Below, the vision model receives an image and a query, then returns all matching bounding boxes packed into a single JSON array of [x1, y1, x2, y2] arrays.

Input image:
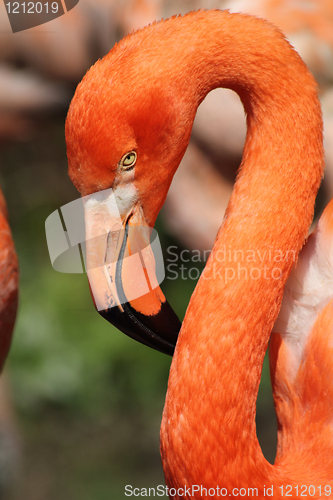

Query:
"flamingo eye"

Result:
[[120, 151, 137, 170]]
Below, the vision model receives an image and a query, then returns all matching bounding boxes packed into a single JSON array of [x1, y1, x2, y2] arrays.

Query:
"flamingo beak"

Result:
[[82, 189, 180, 355]]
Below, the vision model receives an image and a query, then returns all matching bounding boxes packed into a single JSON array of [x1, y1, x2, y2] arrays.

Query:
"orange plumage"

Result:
[[65, 10, 332, 498], [0, 187, 18, 370]]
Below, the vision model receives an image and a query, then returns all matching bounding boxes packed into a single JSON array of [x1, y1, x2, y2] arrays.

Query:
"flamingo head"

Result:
[[65, 32, 195, 355]]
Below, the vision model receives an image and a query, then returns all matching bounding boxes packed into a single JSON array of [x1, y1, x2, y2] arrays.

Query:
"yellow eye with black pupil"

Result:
[[120, 151, 137, 169]]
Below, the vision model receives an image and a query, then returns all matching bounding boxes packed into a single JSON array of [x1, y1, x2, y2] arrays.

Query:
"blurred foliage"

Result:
[[0, 115, 276, 499]]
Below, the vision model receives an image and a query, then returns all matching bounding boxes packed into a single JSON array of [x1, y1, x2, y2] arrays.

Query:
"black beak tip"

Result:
[[99, 299, 181, 356]]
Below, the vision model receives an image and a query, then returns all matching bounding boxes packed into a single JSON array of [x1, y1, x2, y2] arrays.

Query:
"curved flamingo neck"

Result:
[[158, 11, 324, 495]]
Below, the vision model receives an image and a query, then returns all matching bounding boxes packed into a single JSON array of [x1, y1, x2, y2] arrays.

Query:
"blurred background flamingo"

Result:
[[0, 0, 333, 498], [0, 186, 19, 500]]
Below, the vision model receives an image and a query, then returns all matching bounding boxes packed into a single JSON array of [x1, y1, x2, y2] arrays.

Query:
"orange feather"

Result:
[[66, 10, 332, 498], [0, 187, 18, 371]]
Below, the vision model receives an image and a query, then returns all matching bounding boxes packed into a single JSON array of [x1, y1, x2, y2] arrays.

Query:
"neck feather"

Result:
[[159, 10, 324, 493]]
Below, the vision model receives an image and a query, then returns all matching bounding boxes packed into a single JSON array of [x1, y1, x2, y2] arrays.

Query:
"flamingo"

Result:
[[65, 10, 333, 498], [0, 187, 18, 370]]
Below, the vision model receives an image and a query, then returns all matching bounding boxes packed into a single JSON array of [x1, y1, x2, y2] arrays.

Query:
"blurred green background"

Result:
[[0, 113, 277, 499]]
